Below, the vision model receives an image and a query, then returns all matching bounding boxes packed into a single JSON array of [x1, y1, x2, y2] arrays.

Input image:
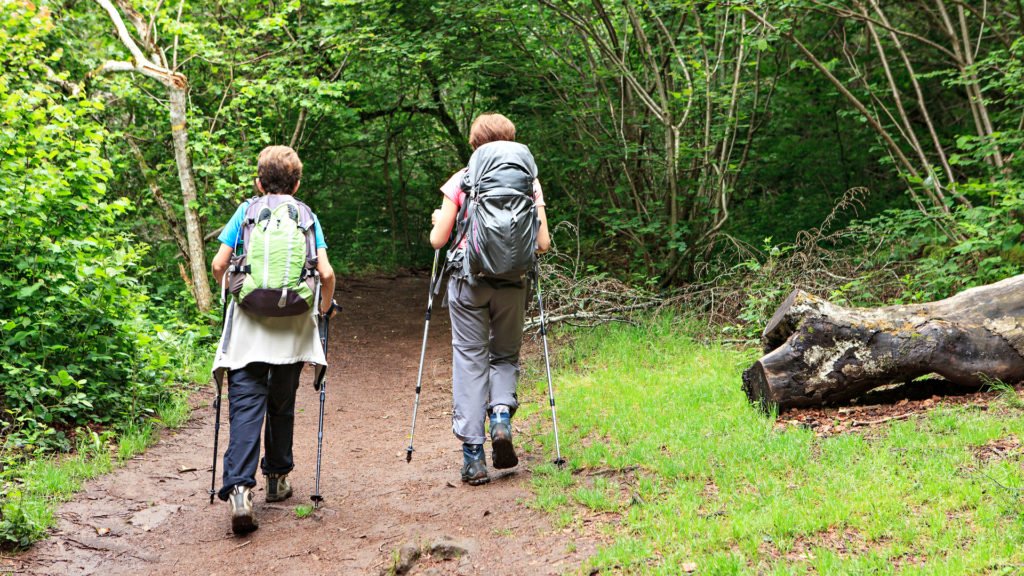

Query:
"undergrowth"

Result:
[[0, 331, 210, 550]]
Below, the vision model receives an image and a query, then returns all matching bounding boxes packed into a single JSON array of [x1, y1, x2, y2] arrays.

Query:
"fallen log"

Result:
[[742, 274, 1024, 411]]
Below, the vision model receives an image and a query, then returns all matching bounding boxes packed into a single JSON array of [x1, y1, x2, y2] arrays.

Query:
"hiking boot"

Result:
[[490, 414, 518, 470], [227, 485, 258, 535], [461, 444, 490, 486], [265, 473, 293, 503]]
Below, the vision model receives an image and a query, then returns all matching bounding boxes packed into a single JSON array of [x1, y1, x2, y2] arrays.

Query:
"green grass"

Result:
[[0, 316, 214, 550], [2, 414, 177, 549], [116, 422, 156, 462], [156, 393, 193, 429], [524, 314, 1024, 574], [0, 349, 211, 550], [294, 504, 314, 519], [1, 440, 113, 548]]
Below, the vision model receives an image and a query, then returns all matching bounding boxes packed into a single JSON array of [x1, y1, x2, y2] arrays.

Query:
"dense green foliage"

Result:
[[36, 0, 1024, 291], [2, 7, 140, 448], [0, 1, 208, 549]]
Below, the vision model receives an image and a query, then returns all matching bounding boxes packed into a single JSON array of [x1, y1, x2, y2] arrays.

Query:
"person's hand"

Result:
[[431, 209, 442, 226], [320, 299, 338, 317]]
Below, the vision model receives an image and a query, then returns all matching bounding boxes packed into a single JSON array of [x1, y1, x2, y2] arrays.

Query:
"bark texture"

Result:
[[169, 87, 212, 313], [742, 274, 1024, 411]]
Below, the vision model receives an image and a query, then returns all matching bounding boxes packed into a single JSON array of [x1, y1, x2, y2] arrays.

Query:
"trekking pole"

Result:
[[311, 308, 332, 508], [406, 249, 441, 463], [209, 376, 223, 504], [209, 284, 231, 504], [534, 262, 566, 467]]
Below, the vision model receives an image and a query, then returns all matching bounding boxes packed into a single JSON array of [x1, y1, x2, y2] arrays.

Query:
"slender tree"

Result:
[[89, 0, 212, 312]]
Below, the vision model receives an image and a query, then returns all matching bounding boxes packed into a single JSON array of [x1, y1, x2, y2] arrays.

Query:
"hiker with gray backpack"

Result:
[[210, 145, 337, 534], [427, 113, 551, 485]]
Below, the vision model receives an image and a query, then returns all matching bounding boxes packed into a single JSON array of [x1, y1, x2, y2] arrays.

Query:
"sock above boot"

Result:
[[490, 406, 511, 426], [463, 442, 484, 461]]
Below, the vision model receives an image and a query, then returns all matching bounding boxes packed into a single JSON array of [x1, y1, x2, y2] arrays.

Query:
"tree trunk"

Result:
[[126, 137, 191, 267], [91, 0, 213, 313], [170, 87, 213, 313], [742, 275, 1024, 411]]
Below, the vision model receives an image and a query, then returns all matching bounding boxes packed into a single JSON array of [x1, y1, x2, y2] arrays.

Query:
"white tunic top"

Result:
[[212, 300, 327, 380]]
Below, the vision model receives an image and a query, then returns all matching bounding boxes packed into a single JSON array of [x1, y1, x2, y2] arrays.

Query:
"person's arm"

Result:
[[536, 205, 551, 253], [211, 244, 234, 286], [533, 178, 551, 253], [430, 196, 459, 249], [212, 202, 248, 286], [317, 248, 336, 315]]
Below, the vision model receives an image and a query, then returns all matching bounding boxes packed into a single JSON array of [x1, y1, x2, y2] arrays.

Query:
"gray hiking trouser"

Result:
[[218, 361, 303, 501], [448, 276, 527, 445]]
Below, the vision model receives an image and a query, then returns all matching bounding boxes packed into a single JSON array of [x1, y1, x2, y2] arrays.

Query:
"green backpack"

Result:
[[226, 195, 319, 317]]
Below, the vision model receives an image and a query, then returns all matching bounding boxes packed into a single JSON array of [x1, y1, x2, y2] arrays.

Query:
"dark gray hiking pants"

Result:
[[448, 276, 526, 445], [218, 361, 303, 501]]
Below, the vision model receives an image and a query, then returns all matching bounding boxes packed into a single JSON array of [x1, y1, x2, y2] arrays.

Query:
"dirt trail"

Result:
[[6, 274, 593, 575]]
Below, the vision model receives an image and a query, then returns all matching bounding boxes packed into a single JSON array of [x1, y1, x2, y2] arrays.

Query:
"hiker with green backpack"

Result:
[[210, 145, 337, 534], [428, 113, 551, 485]]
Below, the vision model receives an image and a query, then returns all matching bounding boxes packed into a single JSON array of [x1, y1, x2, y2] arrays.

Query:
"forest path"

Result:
[[7, 274, 593, 575]]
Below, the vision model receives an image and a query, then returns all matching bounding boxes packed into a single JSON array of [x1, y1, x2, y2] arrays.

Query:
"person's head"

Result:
[[469, 113, 516, 150], [256, 145, 303, 195]]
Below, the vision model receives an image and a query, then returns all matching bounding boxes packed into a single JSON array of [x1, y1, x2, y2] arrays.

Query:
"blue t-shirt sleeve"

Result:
[[217, 201, 249, 249], [313, 215, 327, 250]]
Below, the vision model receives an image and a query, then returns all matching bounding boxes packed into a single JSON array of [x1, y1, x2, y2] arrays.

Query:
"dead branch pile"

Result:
[[525, 189, 914, 334], [524, 222, 667, 331]]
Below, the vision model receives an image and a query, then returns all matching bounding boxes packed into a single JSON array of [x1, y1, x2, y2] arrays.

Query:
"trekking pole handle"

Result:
[[322, 299, 340, 318]]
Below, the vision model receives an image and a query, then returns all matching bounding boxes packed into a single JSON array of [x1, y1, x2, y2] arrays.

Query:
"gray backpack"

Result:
[[452, 141, 539, 283]]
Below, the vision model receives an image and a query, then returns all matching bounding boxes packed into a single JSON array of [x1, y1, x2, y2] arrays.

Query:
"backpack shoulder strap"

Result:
[[292, 199, 320, 263], [236, 196, 263, 254], [460, 167, 478, 201], [227, 198, 258, 277], [450, 193, 473, 253], [292, 199, 316, 228]]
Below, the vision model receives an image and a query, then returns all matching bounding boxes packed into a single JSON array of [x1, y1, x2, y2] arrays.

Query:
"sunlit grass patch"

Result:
[[525, 313, 1024, 574], [0, 381, 204, 549], [0, 440, 114, 548], [116, 421, 155, 462], [156, 393, 192, 429]]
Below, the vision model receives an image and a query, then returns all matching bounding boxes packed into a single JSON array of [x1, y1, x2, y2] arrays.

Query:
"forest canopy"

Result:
[[18, 0, 1023, 294]]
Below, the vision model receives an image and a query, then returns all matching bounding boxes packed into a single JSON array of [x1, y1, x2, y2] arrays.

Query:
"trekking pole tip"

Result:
[[310, 494, 324, 509], [554, 457, 567, 468], [405, 447, 413, 463]]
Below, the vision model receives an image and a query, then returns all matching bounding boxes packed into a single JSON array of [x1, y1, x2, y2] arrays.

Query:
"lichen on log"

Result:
[[742, 274, 1024, 411]]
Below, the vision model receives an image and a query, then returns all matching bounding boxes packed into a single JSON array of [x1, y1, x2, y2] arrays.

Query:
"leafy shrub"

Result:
[[0, 2, 163, 451], [849, 193, 1024, 304], [0, 3, 213, 550], [721, 174, 1024, 337]]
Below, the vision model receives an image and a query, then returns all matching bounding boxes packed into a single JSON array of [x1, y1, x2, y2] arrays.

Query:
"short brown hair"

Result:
[[469, 113, 516, 150], [257, 145, 303, 195]]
